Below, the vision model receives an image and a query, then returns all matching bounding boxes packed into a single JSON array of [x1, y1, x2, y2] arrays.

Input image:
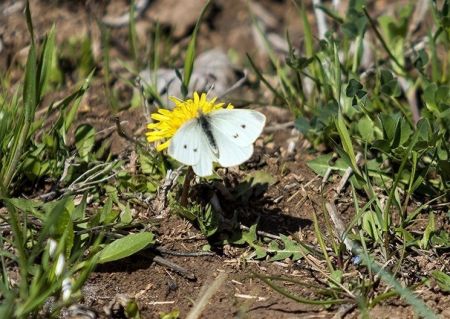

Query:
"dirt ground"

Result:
[[1, 1, 449, 318]]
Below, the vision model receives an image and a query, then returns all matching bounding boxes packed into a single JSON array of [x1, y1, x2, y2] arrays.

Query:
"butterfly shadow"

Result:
[[223, 176, 312, 236]]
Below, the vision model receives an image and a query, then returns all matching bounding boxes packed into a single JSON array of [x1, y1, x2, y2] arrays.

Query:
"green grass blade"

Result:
[[333, 42, 342, 106], [246, 53, 288, 103], [37, 24, 56, 98], [1, 1, 38, 193], [3, 200, 29, 299], [128, 0, 139, 67], [182, 0, 212, 97], [254, 273, 350, 305], [360, 253, 438, 319], [335, 113, 357, 171]]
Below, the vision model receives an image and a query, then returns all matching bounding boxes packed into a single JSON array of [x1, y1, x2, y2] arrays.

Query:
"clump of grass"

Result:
[[0, 3, 160, 317], [247, 1, 449, 316]]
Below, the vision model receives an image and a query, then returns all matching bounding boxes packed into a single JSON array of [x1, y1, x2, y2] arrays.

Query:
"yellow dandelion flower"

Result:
[[146, 92, 233, 151]]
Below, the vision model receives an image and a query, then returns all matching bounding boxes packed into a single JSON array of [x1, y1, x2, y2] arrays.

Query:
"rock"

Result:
[[139, 49, 244, 108]]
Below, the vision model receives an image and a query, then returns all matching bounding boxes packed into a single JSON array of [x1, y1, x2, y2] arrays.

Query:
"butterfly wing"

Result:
[[192, 149, 216, 176], [168, 119, 202, 166], [208, 109, 266, 147], [168, 118, 217, 177], [213, 131, 254, 167], [168, 109, 266, 175], [207, 109, 265, 167]]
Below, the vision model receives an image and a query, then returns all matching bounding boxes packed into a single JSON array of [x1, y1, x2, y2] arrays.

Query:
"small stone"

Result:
[[265, 142, 276, 153], [441, 308, 450, 318]]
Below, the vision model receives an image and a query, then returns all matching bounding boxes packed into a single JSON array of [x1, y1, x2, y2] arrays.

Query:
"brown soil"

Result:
[[1, 1, 449, 318]]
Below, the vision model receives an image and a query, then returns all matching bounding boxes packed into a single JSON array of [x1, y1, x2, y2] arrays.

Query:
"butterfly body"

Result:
[[197, 112, 219, 155], [168, 109, 266, 176]]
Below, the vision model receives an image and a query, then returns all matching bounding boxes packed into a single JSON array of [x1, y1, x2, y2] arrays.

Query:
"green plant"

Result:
[[246, 1, 449, 316], [0, 196, 99, 318]]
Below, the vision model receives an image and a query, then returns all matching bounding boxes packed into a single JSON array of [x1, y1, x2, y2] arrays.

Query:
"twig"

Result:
[[321, 167, 333, 191], [67, 162, 114, 190], [37, 161, 118, 200], [332, 303, 356, 319], [234, 293, 267, 301], [287, 176, 319, 203], [185, 272, 228, 319], [153, 168, 182, 217], [264, 121, 294, 133], [135, 76, 155, 120], [102, 0, 150, 28], [239, 224, 281, 240], [97, 120, 128, 137], [155, 247, 215, 257], [218, 70, 248, 99], [148, 301, 175, 305], [332, 0, 340, 10], [398, 77, 420, 125], [113, 116, 146, 148], [152, 255, 196, 280], [407, 0, 429, 39], [180, 166, 195, 207], [36, 155, 76, 200], [325, 202, 361, 255], [335, 152, 363, 196]]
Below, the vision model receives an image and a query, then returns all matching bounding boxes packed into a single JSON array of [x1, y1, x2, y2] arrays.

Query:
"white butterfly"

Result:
[[168, 109, 266, 176]]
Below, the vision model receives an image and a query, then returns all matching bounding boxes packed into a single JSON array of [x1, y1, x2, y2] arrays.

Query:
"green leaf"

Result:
[[362, 210, 382, 242], [357, 116, 375, 142], [420, 213, 435, 249], [75, 124, 96, 161], [380, 69, 401, 97], [119, 203, 133, 225], [294, 117, 311, 134], [139, 152, 157, 174], [307, 154, 348, 176], [72, 193, 87, 220], [4, 198, 41, 217], [253, 245, 267, 259], [431, 271, 450, 292], [242, 223, 258, 245], [37, 25, 57, 96], [198, 204, 218, 237], [268, 235, 305, 261], [329, 270, 343, 288], [160, 309, 180, 319], [346, 79, 363, 97], [414, 48, 429, 70], [100, 197, 119, 224], [430, 230, 450, 248], [342, 7, 367, 38], [23, 5, 37, 122], [286, 55, 314, 70], [298, 1, 314, 57], [98, 232, 154, 264]]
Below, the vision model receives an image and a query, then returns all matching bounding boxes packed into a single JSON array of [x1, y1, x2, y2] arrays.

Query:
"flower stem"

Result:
[[180, 166, 194, 207]]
